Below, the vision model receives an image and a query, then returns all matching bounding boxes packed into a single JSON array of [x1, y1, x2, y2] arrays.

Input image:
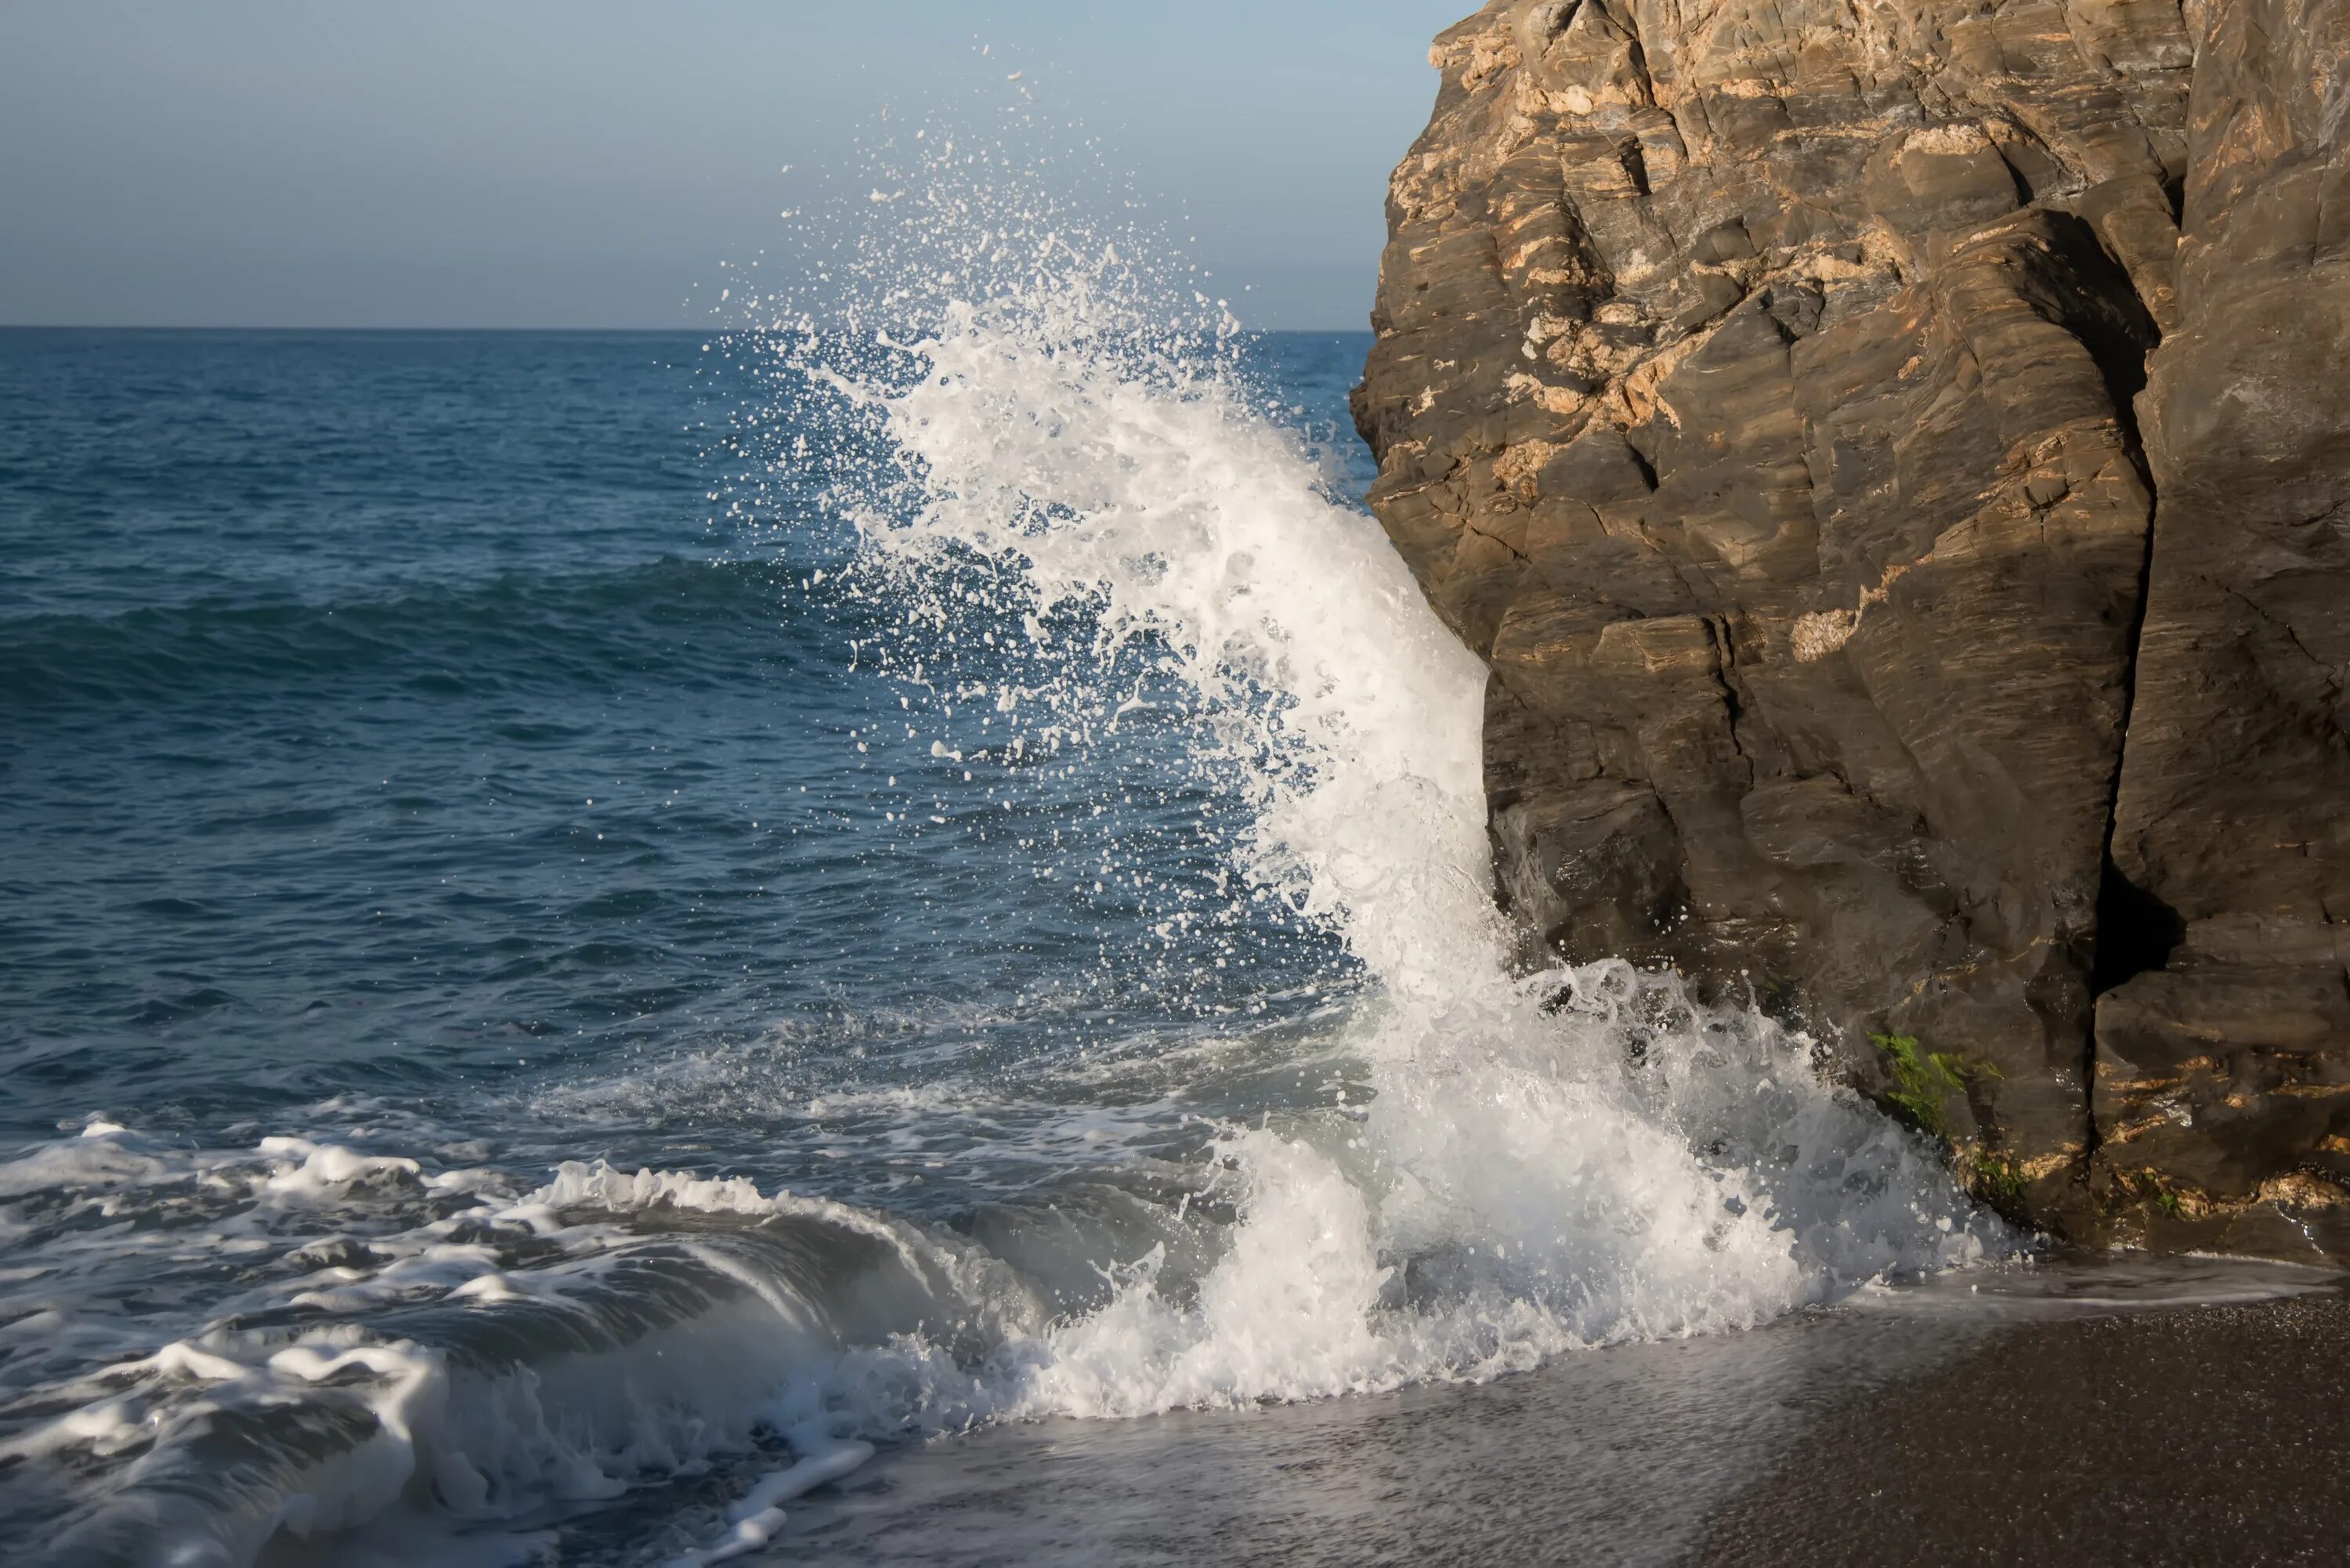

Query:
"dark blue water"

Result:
[[1, 327, 1372, 1187]]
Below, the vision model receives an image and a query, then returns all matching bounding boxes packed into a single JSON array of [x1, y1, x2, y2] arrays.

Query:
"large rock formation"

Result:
[[1354, 0, 2350, 1252]]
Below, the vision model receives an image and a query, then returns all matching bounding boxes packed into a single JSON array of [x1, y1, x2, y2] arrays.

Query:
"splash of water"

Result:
[[717, 110, 2009, 1418]]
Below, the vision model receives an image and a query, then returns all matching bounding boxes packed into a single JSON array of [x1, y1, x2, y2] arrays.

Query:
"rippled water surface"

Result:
[[1, 306, 2019, 1567], [2, 327, 1361, 1187]]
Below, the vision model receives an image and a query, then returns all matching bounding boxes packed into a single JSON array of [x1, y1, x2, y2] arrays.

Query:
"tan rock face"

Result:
[[1356, 0, 2350, 1252]]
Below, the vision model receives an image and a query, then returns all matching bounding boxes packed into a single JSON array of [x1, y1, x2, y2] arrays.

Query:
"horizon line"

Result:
[[0, 322, 1378, 336]]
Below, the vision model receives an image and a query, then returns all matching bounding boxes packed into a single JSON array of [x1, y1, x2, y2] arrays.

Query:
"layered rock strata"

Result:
[[1354, 0, 2350, 1252]]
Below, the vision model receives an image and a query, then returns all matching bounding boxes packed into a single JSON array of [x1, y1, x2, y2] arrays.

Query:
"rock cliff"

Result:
[[1354, 0, 2350, 1252]]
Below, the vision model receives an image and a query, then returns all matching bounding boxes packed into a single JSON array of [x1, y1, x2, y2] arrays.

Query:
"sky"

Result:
[[0, 1, 1463, 331]]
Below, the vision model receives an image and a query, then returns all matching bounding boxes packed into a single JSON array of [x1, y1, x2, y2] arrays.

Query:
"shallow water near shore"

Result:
[[1, 160, 2310, 1563], [667, 1255, 2350, 1568]]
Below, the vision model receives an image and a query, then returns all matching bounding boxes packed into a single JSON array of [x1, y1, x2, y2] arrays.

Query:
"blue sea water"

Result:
[[1, 327, 1364, 1180], [0, 316, 2016, 1567]]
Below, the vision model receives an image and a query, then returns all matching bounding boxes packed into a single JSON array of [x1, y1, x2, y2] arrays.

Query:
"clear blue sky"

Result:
[[0, 2, 1462, 331]]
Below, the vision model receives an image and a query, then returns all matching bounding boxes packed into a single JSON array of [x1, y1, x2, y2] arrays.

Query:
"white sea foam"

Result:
[[0, 1129, 977, 1567]]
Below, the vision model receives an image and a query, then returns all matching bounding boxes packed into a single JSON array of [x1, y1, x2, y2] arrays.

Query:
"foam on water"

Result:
[[1, 113, 2008, 1566]]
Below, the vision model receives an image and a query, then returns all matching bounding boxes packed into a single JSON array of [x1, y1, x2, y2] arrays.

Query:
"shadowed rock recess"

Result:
[[1354, 0, 2350, 1255]]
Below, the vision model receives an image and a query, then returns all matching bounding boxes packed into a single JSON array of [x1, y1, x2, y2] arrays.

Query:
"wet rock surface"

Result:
[[1356, 0, 2350, 1252]]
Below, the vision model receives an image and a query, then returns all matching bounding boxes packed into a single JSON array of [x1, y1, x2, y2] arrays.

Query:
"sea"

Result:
[[0, 177, 2321, 1566]]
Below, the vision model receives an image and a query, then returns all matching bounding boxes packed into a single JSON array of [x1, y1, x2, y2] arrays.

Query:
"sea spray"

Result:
[[714, 108, 2009, 1411]]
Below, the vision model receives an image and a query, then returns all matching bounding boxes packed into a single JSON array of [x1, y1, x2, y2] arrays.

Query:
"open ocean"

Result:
[[2, 285, 2321, 1564]]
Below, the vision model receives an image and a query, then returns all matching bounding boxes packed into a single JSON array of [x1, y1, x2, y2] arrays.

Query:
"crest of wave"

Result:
[[733, 121, 2009, 1422]]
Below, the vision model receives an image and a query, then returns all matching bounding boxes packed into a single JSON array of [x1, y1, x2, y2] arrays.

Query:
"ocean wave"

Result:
[[0, 1126, 1013, 1568], [0, 557, 822, 714], [0, 976, 2005, 1565]]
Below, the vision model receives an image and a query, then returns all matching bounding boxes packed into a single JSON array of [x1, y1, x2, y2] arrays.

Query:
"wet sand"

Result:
[[1689, 1287, 2350, 1568]]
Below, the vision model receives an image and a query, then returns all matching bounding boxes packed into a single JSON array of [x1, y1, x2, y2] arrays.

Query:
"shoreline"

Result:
[[776, 1259, 2345, 1566]]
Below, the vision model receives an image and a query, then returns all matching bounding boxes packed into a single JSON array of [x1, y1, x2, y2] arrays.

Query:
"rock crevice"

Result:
[[1358, 0, 2350, 1254]]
